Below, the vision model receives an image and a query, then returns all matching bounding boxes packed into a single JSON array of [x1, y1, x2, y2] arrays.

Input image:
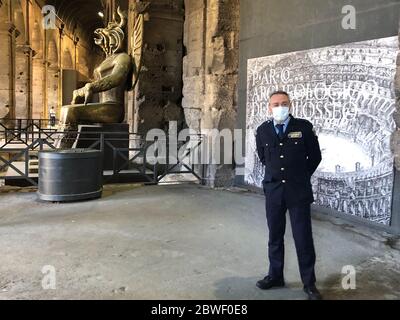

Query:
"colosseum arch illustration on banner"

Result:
[[245, 36, 398, 225]]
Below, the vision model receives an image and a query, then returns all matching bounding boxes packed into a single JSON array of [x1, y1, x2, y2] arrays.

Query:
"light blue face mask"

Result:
[[272, 106, 290, 123]]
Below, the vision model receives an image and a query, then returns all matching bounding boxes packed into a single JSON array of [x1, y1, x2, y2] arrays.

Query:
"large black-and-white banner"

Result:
[[246, 37, 398, 225]]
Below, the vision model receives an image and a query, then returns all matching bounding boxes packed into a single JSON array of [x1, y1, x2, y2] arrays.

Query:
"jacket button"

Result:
[[280, 143, 283, 146], [281, 168, 285, 171], [280, 155, 284, 159], [282, 180, 286, 183]]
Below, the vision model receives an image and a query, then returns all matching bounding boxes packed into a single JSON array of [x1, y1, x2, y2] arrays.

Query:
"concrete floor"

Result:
[[0, 183, 399, 300]]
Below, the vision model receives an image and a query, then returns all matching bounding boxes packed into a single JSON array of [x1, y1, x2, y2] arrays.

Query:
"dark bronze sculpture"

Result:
[[60, 3, 149, 125]]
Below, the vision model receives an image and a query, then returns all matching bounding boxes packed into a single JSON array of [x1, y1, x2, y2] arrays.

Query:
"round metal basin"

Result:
[[38, 149, 103, 202]]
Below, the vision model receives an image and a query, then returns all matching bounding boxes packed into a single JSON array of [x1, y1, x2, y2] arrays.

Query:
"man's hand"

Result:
[[305, 123, 322, 175], [71, 83, 93, 105], [83, 83, 93, 105]]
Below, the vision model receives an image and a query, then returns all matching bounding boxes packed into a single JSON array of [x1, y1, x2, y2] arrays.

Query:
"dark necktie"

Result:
[[276, 124, 285, 140]]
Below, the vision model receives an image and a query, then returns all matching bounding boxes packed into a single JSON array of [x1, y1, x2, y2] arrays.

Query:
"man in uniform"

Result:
[[255, 90, 323, 300]]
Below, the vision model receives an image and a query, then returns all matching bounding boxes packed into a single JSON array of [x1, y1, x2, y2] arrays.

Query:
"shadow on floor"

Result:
[[213, 276, 307, 300]]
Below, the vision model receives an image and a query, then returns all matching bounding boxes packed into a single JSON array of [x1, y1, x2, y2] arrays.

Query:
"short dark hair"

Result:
[[269, 90, 290, 100]]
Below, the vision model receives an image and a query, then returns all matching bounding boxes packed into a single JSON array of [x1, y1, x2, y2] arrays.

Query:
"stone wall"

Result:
[[237, 0, 400, 232], [128, 0, 186, 135], [394, 27, 400, 171], [182, 0, 240, 187], [0, 0, 14, 121], [237, 0, 400, 184], [0, 0, 102, 122]]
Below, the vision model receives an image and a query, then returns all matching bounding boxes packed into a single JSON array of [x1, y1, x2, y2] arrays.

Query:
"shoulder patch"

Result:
[[257, 120, 271, 131], [303, 119, 313, 126], [293, 117, 311, 126], [312, 127, 317, 136]]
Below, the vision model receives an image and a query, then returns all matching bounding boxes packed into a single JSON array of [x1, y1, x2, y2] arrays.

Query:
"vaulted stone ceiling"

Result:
[[45, 0, 106, 43]]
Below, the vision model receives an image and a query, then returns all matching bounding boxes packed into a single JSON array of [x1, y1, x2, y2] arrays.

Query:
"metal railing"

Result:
[[0, 119, 205, 187], [0, 119, 59, 149]]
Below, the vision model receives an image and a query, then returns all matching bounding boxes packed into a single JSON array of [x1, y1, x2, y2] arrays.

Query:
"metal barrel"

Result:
[[38, 149, 103, 202]]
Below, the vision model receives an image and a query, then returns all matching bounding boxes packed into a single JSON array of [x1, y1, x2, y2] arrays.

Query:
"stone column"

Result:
[[31, 57, 44, 119], [182, 0, 206, 132], [45, 36, 59, 119], [46, 65, 59, 118], [31, 21, 44, 119], [126, 0, 137, 132], [0, 0, 16, 124], [183, 0, 240, 187], [128, 0, 185, 136], [15, 43, 33, 119]]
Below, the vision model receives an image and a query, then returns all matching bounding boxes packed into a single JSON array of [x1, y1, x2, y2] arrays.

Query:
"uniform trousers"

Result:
[[265, 187, 316, 287]]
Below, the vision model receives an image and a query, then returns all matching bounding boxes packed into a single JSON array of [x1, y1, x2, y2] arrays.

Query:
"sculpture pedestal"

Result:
[[74, 123, 129, 171], [38, 149, 103, 202]]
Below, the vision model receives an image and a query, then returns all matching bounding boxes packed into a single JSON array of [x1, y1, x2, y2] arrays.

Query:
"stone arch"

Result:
[[13, 2, 25, 45], [31, 21, 43, 57], [0, 1, 9, 20], [47, 39, 58, 67], [62, 48, 74, 70], [78, 55, 89, 77]]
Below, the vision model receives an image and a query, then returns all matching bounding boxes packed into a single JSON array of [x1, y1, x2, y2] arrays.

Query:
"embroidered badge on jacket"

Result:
[[288, 131, 302, 139]]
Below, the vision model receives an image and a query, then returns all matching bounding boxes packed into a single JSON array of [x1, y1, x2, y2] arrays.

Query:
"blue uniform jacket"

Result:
[[256, 115, 322, 207]]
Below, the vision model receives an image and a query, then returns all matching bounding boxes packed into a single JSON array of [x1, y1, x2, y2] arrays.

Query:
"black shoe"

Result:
[[256, 276, 285, 290], [303, 285, 323, 300]]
